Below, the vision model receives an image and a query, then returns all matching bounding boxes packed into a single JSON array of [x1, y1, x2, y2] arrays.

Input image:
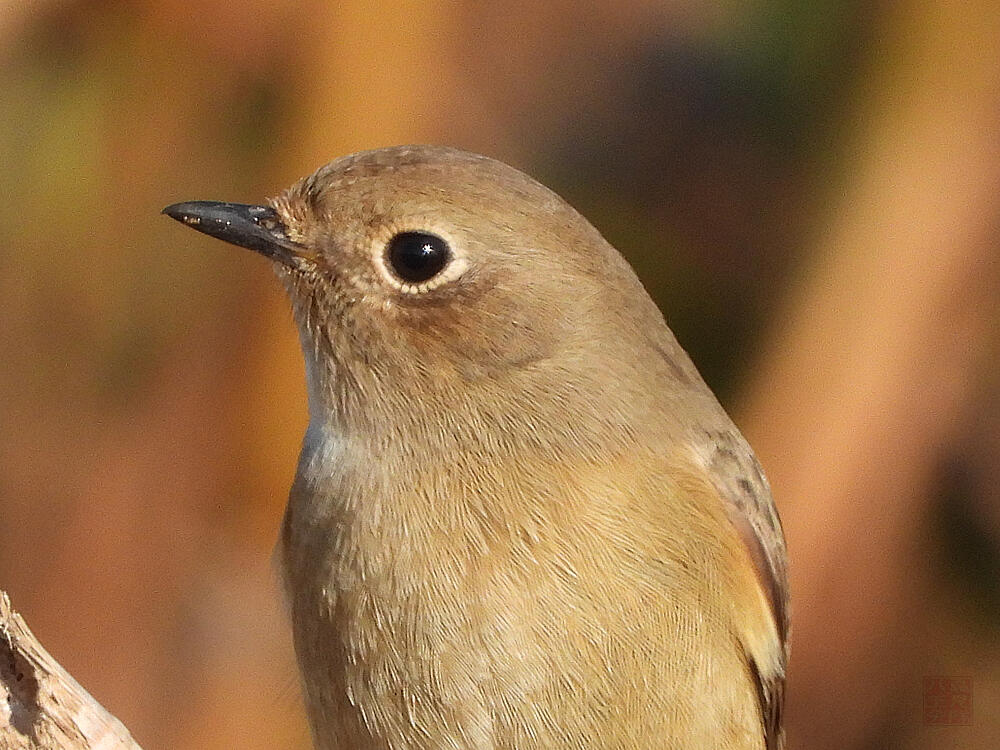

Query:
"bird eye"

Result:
[[385, 231, 451, 285]]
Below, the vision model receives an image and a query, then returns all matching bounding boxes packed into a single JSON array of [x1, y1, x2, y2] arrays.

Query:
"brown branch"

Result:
[[1, 590, 142, 750]]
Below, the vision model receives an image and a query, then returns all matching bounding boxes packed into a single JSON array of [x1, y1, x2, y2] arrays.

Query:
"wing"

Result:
[[701, 427, 789, 750]]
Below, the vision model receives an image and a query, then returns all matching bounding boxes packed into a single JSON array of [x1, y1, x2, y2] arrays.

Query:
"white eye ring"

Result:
[[371, 223, 468, 294]]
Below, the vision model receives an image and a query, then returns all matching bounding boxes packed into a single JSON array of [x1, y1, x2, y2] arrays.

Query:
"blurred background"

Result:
[[1, 1, 998, 748]]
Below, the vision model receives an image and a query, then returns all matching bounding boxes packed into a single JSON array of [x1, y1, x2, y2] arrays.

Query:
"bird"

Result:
[[163, 145, 788, 750]]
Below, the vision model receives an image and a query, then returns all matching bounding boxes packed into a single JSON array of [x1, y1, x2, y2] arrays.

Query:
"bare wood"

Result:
[[0, 591, 142, 750]]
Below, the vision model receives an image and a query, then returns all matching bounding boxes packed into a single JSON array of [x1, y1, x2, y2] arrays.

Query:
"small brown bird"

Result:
[[164, 146, 788, 750]]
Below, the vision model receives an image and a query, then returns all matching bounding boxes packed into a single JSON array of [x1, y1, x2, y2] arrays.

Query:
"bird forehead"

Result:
[[270, 147, 614, 285], [290, 147, 565, 224]]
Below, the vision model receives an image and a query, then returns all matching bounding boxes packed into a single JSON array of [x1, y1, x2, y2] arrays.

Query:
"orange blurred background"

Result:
[[2, 1, 999, 748]]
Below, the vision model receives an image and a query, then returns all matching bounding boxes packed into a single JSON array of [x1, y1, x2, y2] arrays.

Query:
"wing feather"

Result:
[[702, 428, 789, 749]]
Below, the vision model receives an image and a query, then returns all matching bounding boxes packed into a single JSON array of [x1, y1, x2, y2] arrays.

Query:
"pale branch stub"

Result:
[[1, 590, 143, 750]]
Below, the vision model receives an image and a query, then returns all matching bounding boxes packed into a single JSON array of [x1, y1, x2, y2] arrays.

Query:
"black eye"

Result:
[[385, 231, 451, 284]]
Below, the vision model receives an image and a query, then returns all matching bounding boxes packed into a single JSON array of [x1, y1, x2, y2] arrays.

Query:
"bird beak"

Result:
[[162, 201, 308, 268]]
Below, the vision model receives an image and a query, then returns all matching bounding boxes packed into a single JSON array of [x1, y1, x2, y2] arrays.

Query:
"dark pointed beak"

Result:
[[162, 201, 306, 267]]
